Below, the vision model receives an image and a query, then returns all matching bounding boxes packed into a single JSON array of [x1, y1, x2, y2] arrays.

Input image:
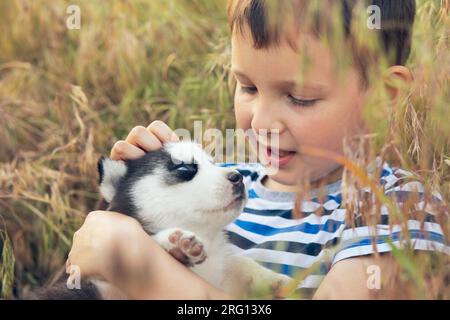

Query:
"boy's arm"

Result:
[[66, 211, 233, 300], [312, 254, 396, 299], [117, 230, 233, 300]]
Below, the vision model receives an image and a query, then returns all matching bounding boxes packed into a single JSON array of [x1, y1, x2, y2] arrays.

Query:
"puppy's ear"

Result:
[[97, 156, 127, 203]]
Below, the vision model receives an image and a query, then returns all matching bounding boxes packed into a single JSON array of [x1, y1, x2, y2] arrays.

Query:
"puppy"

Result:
[[97, 141, 246, 293], [31, 141, 291, 299]]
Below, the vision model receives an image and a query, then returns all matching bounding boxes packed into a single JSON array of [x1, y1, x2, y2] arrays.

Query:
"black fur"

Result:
[[108, 149, 171, 218], [97, 156, 105, 184], [107, 149, 200, 217]]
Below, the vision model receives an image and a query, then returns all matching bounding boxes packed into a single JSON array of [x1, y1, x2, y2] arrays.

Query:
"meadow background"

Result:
[[0, 0, 448, 299]]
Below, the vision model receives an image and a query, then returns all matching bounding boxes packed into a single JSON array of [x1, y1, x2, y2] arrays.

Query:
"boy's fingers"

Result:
[[110, 140, 145, 161], [126, 126, 163, 152], [110, 121, 178, 161], [147, 120, 179, 143]]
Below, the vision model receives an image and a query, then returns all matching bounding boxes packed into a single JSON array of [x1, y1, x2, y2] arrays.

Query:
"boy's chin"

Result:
[[263, 164, 302, 187]]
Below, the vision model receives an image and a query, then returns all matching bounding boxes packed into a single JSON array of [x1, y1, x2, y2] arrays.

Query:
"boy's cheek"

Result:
[[234, 102, 253, 131]]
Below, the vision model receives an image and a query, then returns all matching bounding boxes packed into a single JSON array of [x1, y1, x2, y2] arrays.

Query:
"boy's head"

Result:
[[227, 0, 416, 187]]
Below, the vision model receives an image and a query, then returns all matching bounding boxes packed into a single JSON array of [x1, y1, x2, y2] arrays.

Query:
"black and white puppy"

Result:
[[32, 141, 291, 299], [98, 141, 246, 292]]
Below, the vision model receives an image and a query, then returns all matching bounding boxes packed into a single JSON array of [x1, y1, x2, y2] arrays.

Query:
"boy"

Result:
[[66, 0, 448, 299]]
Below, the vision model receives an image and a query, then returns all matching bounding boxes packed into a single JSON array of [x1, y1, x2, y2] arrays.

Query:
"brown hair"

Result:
[[227, 0, 416, 73]]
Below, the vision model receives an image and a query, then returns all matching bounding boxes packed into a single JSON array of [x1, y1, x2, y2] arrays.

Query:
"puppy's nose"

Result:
[[227, 172, 243, 185]]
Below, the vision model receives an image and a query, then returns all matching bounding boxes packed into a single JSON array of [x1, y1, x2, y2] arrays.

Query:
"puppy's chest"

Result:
[[191, 237, 233, 289]]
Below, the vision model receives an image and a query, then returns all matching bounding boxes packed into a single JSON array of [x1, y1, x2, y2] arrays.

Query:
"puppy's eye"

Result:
[[172, 163, 197, 171], [171, 162, 198, 181], [176, 164, 196, 172]]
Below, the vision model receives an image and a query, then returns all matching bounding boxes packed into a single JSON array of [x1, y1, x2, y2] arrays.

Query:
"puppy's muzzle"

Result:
[[227, 172, 245, 197]]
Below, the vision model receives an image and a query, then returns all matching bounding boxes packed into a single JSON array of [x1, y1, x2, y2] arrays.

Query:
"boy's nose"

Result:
[[251, 104, 285, 135]]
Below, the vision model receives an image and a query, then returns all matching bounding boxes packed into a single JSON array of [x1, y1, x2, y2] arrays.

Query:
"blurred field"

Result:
[[0, 0, 449, 299]]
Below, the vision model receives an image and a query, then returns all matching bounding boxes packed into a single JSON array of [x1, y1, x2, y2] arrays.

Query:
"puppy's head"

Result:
[[98, 141, 246, 233]]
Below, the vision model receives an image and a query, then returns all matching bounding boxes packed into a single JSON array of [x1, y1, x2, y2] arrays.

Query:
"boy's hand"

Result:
[[110, 120, 179, 161], [66, 210, 150, 285], [66, 210, 231, 299]]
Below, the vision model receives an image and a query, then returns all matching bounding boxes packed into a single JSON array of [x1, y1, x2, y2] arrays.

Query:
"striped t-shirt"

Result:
[[222, 160, 449, 297]]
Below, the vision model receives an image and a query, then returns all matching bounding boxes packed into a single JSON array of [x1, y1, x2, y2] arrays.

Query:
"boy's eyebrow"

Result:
[[231, 69, 328, 92], [231, 70, 252, 83]]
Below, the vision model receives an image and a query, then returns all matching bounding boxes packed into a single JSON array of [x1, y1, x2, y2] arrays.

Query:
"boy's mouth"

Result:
[[265, 146, 297, 167]]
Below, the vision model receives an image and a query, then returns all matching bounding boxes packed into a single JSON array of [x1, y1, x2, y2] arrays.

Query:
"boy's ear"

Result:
[[385, 65, 413, 102], [97, 156, 127, 203]]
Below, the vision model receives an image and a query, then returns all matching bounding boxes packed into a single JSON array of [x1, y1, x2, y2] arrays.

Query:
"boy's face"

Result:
[[231, 26, 368, 186]]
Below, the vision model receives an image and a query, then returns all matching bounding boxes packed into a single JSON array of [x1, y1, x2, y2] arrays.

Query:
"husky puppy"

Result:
[[31, 141, 291, 299], [98, 141, 246, 292]]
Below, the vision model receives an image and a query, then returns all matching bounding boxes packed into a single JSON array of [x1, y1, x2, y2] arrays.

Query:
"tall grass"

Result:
[[0, 0, 448, 299], [0, 0, 234, 298]]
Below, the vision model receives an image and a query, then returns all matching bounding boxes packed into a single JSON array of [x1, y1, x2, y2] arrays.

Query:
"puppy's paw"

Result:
[[153, 228, 207, 266], [227, 256, 293, 299], [168, 229, 207, 266], [269, 274, 293, 298], [249, 269, 293, 299]]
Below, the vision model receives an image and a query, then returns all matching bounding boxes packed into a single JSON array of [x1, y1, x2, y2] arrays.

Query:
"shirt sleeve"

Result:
[[331, 168, 450, 266]]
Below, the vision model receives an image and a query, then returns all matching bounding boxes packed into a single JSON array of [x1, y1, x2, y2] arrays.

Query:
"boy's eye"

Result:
[[239, 83, 320, 107], [240, 85, 257, 95], [288, 95, 321, 107]]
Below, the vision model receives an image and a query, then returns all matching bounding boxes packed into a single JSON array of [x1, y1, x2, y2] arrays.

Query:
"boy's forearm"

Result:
[[112, 231, 233, 300], [126, 264, 233, 300]]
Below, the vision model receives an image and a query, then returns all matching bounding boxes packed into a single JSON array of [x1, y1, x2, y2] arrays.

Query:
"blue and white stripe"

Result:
[[221, 161, 449, 295]]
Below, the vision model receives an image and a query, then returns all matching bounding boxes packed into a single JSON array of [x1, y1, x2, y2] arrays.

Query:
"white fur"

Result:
[[99, 159, 127, 202]]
